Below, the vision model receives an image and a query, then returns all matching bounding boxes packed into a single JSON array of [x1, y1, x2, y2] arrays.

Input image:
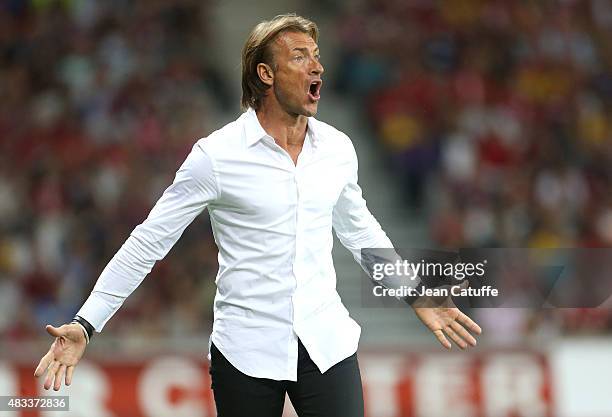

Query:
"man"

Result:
[[35, 14, 481, 417]]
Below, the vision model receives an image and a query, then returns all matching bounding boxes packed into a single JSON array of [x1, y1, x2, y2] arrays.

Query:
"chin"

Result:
[[283, 101, 318, 118], [303, 104, 319, 117]]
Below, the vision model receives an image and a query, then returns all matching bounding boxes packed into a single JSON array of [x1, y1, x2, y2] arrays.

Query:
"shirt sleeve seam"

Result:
[[195, 142, 222, 201]]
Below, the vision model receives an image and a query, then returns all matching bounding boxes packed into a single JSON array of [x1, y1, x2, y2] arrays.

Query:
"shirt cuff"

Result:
[[76, 291, 126, 332]]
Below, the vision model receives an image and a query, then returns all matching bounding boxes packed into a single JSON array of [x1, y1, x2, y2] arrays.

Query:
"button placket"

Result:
[[292, 136, 312, 290], [292, 168, 300, 280], [290, 163, 304, 339]]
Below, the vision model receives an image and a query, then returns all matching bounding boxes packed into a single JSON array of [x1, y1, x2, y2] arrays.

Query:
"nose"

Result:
[[310, 58, 324, 76]]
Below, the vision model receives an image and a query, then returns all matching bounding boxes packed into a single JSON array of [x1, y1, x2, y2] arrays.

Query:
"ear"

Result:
[[257, 63, 274, 87]]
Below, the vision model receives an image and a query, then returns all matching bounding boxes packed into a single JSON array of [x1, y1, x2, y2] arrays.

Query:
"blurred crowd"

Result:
[[333, 0, 612, 334], [2, 0, 612, 343], [0, 0, 228, 339]]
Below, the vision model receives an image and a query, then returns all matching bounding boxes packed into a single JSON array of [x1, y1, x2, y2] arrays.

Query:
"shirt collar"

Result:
[[244, 107, 321, 147], [244, 107, 269, 146]]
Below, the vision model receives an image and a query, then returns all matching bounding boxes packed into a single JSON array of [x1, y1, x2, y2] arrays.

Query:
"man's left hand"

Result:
[[412, 296, 482, 349]]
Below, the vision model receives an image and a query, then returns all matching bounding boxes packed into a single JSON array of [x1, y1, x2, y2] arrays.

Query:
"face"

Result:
[[263, 31, 324, 117]]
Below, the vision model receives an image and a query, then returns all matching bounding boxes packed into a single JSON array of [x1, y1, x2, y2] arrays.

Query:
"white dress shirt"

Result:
[[77, 108, 394, 381]]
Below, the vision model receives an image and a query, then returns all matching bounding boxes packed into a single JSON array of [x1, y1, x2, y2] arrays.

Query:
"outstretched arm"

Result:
[[76, 142, 218, 330], [331, 139, 481, 349], [35, 141, 219, 389]]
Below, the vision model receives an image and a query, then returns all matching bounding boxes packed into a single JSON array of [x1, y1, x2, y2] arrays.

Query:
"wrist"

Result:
[[71, 315, 94, 344], [403, 281, 426, 306]]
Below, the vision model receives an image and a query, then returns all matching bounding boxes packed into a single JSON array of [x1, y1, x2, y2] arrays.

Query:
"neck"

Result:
[[255, 99, 308, 147]]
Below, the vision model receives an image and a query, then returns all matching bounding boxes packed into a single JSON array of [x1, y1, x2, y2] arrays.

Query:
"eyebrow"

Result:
[[292, 47, 320, 54]]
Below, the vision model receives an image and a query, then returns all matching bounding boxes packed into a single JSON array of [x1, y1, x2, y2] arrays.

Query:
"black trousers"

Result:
[[209, 340, 364, 417]]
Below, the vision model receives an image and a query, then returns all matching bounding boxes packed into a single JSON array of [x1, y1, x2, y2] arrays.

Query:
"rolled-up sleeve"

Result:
[[77, 142, 218, 331]]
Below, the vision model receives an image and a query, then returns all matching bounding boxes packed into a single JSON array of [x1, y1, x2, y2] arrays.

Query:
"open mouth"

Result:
[[308, 80, 322, 101]]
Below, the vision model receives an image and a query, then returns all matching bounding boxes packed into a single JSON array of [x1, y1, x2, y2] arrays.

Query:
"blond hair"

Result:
[[241, 14, 319, 111]]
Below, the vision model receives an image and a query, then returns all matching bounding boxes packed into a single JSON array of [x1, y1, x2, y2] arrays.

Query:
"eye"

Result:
[[293, 55, 305, 62]]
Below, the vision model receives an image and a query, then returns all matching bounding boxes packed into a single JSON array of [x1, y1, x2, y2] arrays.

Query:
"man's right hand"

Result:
[[34, 324, 87, 390]]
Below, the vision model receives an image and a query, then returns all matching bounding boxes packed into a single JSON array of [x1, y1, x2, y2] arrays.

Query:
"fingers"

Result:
[[433, 329, 451, 350], [451, 321, 478, 347], [457, 312, 482, 335], [444, 326, 467, 349], [37, 324, 78, 390], [65, 366, 75, 386], [53, 364, 66, 391], [34, 349, 54, 377], [44, 361, 60, 390]]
